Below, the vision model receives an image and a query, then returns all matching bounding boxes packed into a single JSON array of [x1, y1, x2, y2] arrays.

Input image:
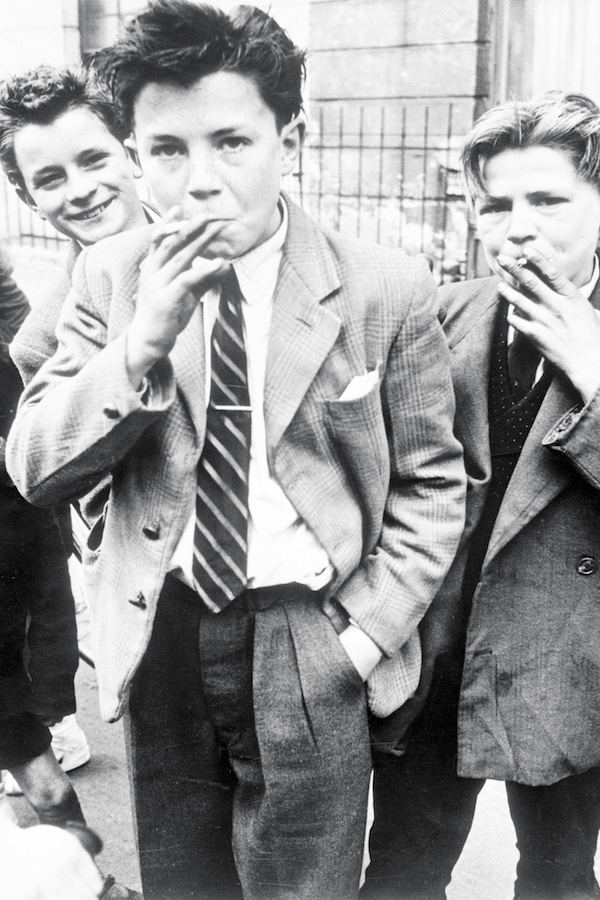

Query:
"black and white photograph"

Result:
[[0, 2, 599, 898]]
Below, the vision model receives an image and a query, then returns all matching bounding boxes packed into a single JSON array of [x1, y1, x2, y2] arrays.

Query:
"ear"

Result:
[[15, 184, 45, 219], [124, 135, 143, 178], [280, 114, 305, 177]]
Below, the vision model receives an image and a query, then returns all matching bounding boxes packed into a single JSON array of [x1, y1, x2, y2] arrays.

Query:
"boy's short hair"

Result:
[[93, 0, 306, 132], [462, 91, 600, 204], [0, 65, 126, 193]]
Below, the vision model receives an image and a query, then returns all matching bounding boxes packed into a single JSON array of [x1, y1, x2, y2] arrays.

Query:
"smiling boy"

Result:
[[0, 66, 150, 386], [6, 4, 466, 898], [0, 67, 144, 247]]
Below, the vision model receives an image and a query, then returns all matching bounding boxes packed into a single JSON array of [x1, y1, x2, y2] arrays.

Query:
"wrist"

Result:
[[567, 364, 600, 406], [338, 623, 383, 681], [125, 329, 164, 390]]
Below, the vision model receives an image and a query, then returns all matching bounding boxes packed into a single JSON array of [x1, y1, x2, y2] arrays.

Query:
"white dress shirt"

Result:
[[170, 202, 333, 601]]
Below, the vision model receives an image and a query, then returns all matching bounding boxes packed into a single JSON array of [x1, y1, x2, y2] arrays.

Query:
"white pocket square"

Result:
[[338, 366, 380, 401]]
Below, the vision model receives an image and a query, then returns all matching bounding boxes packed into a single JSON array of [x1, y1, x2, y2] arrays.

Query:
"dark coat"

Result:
[[408, 275, 600, 786], [0, 254, 77, 723]]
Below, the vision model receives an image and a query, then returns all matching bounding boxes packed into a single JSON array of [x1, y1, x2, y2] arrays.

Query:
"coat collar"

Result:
[[445, 274, 596, 566], [264, 197, 342, 452], [485, 276, 600, 562]]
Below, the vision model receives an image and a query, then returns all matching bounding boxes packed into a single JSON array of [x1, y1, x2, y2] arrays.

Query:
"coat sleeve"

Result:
[[543, 388, 600, 490], [9, 271, 72, 386], [6, 247, 175, 507], [337, 258, 466, 656]]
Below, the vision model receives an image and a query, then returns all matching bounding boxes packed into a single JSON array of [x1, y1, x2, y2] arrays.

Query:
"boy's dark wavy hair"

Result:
[[92, 1, 306, 132], [0, 65, 126, 193], [462, 90, 600, 204]]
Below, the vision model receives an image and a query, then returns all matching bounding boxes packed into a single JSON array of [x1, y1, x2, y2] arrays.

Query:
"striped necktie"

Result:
[[192, 269, 251, 611]]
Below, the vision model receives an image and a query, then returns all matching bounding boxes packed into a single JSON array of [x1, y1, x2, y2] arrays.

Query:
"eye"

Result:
[[82, 152, 110, 169], [477, 201, 510, 216], [533, 196, 565, 207], [33, 172, 63, 190], [218, 136, 248, 153], [151, 143, 183, 159]]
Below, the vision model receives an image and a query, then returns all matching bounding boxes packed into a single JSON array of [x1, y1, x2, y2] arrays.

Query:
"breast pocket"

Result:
[[324, 381, 390, 514]]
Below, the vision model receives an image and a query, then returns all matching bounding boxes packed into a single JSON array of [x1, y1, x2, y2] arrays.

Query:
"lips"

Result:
[[68, 196, 116, 222]]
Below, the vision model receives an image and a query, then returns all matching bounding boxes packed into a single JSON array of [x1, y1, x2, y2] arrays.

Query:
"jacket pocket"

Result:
[[323, 381, 389, 521]]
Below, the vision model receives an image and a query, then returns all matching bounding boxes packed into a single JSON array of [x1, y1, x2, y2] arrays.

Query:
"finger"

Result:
[[160, 220, 232, 282], [496, 254, 556, 307], [496, 279, 548, 320], [180, 257, 232, 295], [506, 306, 538, 338], [145, 216, 232, 277], [175, 211, 235, 247], [522, 247, 580, 298], [153, 213, 233, 259], [148, 207, 185, 257]]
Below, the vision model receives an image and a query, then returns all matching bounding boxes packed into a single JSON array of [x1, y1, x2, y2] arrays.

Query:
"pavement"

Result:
[[10, 662, 142, 893]]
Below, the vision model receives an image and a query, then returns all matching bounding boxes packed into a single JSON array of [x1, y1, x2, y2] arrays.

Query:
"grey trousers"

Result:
[[125, 576, 372, 900]]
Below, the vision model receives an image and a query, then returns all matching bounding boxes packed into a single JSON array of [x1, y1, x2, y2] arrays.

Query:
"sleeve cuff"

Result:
[[542, 403, 584, 446]]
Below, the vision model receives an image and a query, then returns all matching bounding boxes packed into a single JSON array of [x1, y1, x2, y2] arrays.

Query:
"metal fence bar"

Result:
[[356, 106, 364, 237], [398, 105, 407, 249], [376, 107, 385, 244], [419, 105, 429, 254], [439, 102, 455, 279]]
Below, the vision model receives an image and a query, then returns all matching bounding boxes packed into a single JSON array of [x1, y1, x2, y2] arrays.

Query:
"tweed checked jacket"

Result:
[[7, 199, 465, 722], [403, 275, 600, 785], [10, 241, 79, 388]]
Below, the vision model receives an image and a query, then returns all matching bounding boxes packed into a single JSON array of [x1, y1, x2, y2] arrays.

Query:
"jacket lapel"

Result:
[[485, 373, 578, 564], [264, 200, 341, 451], [446, 281, 501, 502]]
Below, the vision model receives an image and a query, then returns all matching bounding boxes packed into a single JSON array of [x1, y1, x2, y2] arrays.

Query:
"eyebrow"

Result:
[[478, 188, 567, 203], [147, 126, 248, 141], [31, 165, 62, 187], [527, 189, 568, 200]]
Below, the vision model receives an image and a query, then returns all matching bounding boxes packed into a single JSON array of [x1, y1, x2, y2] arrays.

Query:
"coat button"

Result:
[[576, 556, 597, 576], [128, 591, 147, 609], [142, 522, 160, 539]]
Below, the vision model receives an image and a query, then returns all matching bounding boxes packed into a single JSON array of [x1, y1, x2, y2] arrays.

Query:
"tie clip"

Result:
[[212, 403, 252, 411]]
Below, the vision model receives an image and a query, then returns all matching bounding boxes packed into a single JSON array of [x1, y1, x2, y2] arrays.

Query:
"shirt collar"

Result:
[[232, 199, 287, 304]]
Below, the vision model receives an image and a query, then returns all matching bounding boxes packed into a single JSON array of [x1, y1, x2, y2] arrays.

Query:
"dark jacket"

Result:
[[0, 252, 77, 722]]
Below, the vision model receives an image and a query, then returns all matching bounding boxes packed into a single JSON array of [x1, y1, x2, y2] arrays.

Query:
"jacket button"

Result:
[[576, 556, 597, 576], [128, 591, 147, 609], [142, 522, 160, 539]]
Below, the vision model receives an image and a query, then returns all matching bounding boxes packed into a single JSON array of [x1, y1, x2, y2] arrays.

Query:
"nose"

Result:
[[65, 169, 98, 204], [505, 200, 537, 248], [187, 148, 222, 201]]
